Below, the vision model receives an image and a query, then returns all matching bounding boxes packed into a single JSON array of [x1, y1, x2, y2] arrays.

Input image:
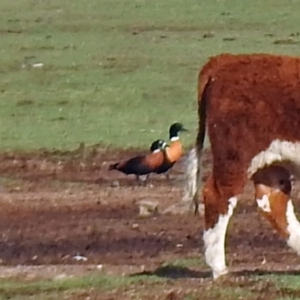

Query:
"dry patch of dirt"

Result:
[[0, 146, 299, 299]]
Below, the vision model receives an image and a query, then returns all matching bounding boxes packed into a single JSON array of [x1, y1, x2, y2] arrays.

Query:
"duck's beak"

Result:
[[181, 127, 188, 132]]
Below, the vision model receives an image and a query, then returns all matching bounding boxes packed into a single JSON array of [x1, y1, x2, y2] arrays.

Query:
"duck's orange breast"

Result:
[[166, 140, 184, 163], [143, 151, 165, 169]]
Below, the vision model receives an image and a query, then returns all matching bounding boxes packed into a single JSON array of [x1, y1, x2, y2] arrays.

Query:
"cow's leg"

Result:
[[202, 174, 238, 279], [253, 165, 300, 254]]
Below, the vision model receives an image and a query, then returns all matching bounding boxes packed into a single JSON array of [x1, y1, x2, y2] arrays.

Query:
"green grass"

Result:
[[0, 273, 164, 299], [1, 0, 300, 150], [4, 271, 300, 299]]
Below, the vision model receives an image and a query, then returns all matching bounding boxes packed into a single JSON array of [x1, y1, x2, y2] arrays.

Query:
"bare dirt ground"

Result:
[[0, 145, 300, 299]]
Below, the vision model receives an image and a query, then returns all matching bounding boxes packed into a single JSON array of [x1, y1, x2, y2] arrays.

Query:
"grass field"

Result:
[[2, 0, 300, 299], [2, 267, 300, 300], [1, 0, 300, 150]]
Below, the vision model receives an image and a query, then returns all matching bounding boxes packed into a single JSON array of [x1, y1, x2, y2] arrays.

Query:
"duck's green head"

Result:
[[169, 123, 188, 140]]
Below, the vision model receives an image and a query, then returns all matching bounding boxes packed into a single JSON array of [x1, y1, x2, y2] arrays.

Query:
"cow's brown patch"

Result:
[[194, 53, 300, 277], [198, 53, 300, 202]]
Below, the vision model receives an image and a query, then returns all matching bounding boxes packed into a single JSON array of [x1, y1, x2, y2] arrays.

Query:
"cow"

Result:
[[183, 53, 300, 279]]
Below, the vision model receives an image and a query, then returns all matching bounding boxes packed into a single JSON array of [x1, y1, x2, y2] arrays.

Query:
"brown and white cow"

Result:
[[184, 53, 300, 279]]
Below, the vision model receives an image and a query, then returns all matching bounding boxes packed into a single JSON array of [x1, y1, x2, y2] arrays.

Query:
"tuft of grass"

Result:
[[273, 38, 300, 45]]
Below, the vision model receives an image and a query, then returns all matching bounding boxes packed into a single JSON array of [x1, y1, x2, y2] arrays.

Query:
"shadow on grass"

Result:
[[130, 265, 211, 279], [130, 265, 300, 280]]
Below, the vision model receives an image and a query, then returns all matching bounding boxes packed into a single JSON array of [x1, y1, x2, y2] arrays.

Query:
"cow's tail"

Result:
[[182, 76, 212, 214]]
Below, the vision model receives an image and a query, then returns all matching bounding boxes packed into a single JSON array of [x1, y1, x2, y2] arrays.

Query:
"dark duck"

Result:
[[109, 139, 167, 184], [153, 123, 188, 178]]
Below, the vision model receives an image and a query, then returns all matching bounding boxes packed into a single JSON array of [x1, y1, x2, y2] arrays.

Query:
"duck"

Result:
[[153, 122, 188, 178], [109, 139, 168, 185]]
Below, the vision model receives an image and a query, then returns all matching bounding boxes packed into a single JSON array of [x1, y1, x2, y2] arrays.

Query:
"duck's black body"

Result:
[[109, 140, 167, 184], [109, 156, 159, 176], [153, 161, 176, 174]]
